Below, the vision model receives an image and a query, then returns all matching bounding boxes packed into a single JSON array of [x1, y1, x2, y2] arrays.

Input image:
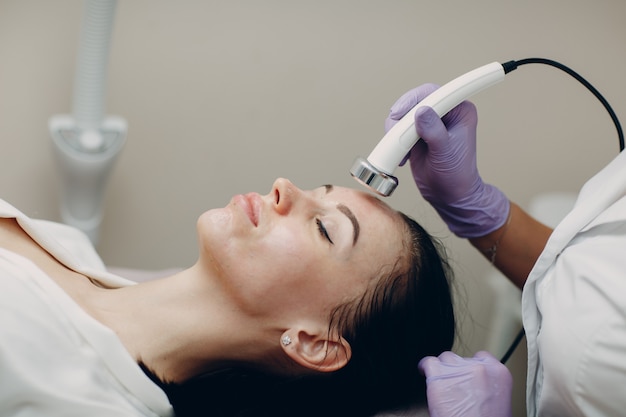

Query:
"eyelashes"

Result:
[[316, 218, 334, 244]]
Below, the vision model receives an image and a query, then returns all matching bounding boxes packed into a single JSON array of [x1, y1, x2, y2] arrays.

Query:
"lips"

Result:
[[234, 193, 260, 226]]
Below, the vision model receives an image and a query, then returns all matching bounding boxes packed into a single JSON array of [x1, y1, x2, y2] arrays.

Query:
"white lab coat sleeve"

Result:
[[522, 149, 626, 416]]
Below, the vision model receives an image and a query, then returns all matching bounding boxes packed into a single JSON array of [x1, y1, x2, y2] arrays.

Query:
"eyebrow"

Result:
[[324, 184, 360, 246]]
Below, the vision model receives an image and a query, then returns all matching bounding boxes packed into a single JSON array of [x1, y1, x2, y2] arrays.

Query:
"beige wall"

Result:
[[1, 1, 625, 415]]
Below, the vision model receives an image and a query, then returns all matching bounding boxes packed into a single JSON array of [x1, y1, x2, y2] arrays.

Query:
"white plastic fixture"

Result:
[[49, 0, 126, 245]]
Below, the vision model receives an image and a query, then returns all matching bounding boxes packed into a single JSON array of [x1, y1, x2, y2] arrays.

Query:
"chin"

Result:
[[197, 208, 232, 245]]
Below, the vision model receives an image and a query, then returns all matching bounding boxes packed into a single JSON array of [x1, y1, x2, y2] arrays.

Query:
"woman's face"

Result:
[[197, 178, 406, 323]]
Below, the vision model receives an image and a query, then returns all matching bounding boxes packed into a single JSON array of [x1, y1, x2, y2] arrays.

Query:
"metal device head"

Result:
[[350, 157, 398, 197]]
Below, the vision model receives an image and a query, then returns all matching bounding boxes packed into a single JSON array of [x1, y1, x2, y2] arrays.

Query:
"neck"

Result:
[[90, 263, 278, 384]]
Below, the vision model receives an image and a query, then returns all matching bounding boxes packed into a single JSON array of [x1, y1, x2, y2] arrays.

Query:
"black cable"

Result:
[[500, 327, 525, 364], [497, 58, 624, 363], [502, 58, 624, 152]]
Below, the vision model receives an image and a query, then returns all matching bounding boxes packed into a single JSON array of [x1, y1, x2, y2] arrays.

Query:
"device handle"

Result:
[[367, 61, 506, 174]]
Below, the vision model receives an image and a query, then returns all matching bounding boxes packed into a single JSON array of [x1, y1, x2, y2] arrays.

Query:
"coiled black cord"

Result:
[[498, 58, 624, 364]]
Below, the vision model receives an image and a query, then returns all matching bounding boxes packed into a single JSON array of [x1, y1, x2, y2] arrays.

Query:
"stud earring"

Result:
[[281, 335, 292, 346]]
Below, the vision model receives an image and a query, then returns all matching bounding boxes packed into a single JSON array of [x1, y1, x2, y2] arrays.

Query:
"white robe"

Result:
[[0, 199, 173, 417]]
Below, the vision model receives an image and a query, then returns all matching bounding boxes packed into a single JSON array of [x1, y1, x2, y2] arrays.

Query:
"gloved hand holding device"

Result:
[[384, 84, 510, 238], [419, 351, 513, 417]]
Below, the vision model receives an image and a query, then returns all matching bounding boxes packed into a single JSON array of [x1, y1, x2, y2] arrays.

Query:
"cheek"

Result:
[[229, 226, 318, 287], [229, 230, 326, 316], [259, 231, 366, 310], [254, 228, 315, 280]]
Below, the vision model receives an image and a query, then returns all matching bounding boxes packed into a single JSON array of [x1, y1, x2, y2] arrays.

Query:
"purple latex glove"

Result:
[[419, 351, 513, 417], [385, 84, 509, 238]]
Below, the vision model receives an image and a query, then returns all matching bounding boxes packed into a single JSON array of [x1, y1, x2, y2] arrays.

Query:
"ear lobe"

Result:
[[281, 330, 352, 373]]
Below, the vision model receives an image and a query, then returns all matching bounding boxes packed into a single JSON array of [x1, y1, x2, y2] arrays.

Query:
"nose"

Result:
[[270, 178, 299, 215]]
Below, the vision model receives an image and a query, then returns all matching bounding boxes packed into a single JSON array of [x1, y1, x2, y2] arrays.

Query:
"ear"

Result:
[[281, 328, 352, 373]]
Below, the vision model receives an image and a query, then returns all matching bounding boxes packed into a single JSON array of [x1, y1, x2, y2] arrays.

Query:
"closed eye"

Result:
[[316, 218, 334, 245]]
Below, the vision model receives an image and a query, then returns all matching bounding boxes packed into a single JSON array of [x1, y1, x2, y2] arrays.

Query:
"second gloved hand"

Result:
[[385, 84, 509, 238], [419, 351, 513, 417]]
